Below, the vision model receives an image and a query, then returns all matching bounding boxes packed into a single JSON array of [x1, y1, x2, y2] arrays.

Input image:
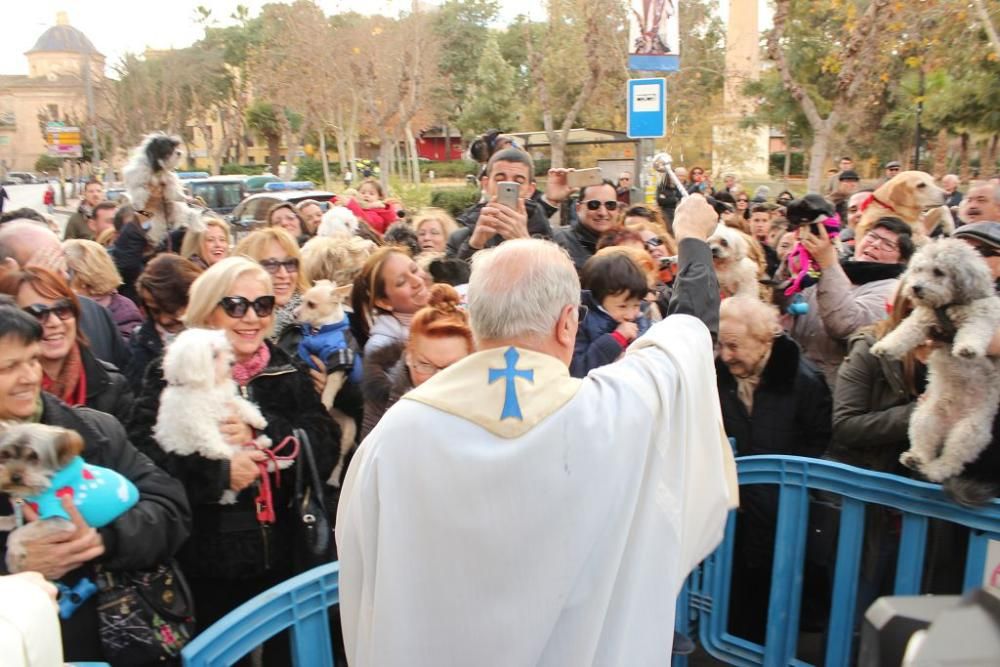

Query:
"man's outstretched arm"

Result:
[[666, 195, 720, 341]]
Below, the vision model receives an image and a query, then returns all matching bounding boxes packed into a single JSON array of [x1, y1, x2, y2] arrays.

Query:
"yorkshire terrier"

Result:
[[0, 423, 138, 572]]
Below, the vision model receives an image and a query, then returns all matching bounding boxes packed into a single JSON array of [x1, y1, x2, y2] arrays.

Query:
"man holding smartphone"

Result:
[[446, 148, 554, 261]]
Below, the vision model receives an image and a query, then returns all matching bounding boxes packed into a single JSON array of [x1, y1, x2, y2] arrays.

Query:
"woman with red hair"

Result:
[[360, 283, 474, 437], [0, 266, 132, 424]]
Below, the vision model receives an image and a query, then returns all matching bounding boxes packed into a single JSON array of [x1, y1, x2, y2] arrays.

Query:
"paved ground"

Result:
[[2, 182, 74, 233]]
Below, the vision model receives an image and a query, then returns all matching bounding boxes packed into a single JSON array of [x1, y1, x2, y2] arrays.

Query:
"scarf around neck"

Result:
[[41, 343, 86, 407], [232, 344, 271, 387]]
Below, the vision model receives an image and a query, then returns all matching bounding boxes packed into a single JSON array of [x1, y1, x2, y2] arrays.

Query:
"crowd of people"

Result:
[[0, 142, 997, 663]]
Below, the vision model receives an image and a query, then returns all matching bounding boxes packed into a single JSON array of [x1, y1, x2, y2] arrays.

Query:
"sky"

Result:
[[1, 0, 767, 76]]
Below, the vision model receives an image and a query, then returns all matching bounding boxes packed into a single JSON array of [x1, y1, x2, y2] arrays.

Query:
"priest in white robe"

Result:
[[337, 194, 738, 666]]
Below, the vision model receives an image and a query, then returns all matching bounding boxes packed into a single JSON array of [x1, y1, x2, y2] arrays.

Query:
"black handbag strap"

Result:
[[293, 428, 326, 504]]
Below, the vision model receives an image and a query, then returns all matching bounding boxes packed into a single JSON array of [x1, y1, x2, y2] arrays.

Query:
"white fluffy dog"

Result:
[[871, 239, 1000, 487], [154, 328, 272, 504], [123, 132, 204, 245], [707, 223, 759, 298], [317, 204, 360, 237]]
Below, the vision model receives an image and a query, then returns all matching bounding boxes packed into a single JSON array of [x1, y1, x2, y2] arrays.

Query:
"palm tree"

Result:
[[245, 101, 282, 175]]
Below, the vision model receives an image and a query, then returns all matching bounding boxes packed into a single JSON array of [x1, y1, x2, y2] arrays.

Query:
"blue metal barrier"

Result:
[[182, 562, 340, 667], [676, 455, 1000, 667]]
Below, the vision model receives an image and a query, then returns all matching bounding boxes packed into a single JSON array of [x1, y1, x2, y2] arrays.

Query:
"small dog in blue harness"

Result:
[[0, 423, 139, 617], [296, 280, 362, 483]]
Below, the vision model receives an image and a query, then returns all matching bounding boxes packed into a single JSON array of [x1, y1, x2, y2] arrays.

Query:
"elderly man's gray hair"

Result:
[[467, 239, 580, 342]]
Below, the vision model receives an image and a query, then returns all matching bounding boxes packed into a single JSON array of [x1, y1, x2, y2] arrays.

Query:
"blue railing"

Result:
[[182, 562, 340, 667], [675, 455, 1000, 667]]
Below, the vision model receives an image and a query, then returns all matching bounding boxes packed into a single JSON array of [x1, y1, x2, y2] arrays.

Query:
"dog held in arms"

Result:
[[0, 423, 139, 572], [122, 132, 204, 246], [871, 239, 1000, 505], [707, 223, 760, 298], [154, 328, 277, 504], [295, 280, 361, 486]]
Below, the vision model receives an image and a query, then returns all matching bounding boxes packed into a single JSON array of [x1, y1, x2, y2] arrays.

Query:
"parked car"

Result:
[[244, 174, 281, 193], [185, 176, 249, 215], [7, 171, 40, 184], [228, 183, 333, 240], [176, 171, 211, 181]]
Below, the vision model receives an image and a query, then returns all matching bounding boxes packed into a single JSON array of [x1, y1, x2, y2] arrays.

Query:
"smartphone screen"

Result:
[[567, 168, 604, 189]]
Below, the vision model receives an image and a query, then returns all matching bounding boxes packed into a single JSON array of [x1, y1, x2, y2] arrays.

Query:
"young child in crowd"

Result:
[[345, 179, 401, 235], [571, 251, 651, 378]]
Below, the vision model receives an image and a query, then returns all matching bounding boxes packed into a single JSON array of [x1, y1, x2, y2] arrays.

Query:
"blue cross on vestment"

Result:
[[488, 347, 534, 421]]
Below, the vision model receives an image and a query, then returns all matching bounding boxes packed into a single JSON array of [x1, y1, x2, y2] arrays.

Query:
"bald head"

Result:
[[0, 221, 64, 272], [468, 239, 580, 363]]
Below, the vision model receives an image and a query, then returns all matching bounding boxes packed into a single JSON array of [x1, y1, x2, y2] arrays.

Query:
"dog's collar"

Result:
[[860, 192, 896, 214]]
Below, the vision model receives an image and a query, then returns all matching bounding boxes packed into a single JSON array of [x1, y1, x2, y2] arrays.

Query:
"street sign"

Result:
[[46, 125, 82, 158], [627, 78, 666, 139]]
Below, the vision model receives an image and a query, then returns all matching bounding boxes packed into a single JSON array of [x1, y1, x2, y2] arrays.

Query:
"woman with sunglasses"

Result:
[[686, 166, 712, 195], [234, 227, 309, 342], [361, 283, 474, 438], [0, 266, 133, 424], [127, 256, 339, 660]]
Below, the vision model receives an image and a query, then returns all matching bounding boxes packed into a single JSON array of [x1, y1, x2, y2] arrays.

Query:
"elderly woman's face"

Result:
[[270, 208, 303, 237], [417, 220, 447, 253], [717, 318, 774, 379], [16, 284, 76, 366], [0, 335, 43, 421], [406, 334, 471, 387], [207, 273, 274, 362]]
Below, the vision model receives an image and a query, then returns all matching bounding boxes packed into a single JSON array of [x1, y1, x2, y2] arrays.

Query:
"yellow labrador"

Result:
[[856, 171, 945, 242]]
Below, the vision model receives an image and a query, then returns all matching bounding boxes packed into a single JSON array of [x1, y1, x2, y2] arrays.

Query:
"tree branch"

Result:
[[972, 0, 1000, 61], [766, 0, 825, 132]]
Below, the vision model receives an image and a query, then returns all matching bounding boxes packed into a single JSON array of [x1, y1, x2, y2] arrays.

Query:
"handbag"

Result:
[[292, 428, 336, 573], [95, 560, 195, 664]]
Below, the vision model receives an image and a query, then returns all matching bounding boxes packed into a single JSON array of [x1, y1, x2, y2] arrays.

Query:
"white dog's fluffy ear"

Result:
[[317, 206, 359, 237], [163, 328, 231, 387]]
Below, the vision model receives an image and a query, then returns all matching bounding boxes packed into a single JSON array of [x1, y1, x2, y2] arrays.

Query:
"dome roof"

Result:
[[26, 18, 100, 56]]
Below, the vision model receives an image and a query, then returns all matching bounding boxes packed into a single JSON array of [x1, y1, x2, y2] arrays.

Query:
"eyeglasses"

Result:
[[218, 295, 276, 318], [408, 357, 453, 376], [23, 299, 74, 323], [644, 236, 664, 248], [864, 231, 899, 252], [578, 305, 589, 323], [259, 258, 299, 275], [584, 200, 619, 211]]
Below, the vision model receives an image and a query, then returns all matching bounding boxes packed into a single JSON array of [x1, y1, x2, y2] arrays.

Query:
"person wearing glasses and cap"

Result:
[[551, 179, 623, 271], [879, 160, 902, 186], [127, 255, 339, 662]]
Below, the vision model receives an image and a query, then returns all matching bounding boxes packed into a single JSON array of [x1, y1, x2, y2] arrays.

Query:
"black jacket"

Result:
[[717, 333, 832, 565], [123, 318, 163, 395], [0, 393, 191, 661], [552, 220, 601, 272], [78, 296, 130, 371], [360, 341, 412, 440], [79, 345, 133, 425], [445, 199, 554, 261], [127, 341, 340, 580]]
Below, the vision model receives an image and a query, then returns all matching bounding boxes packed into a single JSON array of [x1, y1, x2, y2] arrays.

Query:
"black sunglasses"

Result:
[[644, 236, 663, 248], [23, 299, 74, 322], [584, 200, 619, 211], [218, 295, 277, 318], [259, 258, 299, 275]]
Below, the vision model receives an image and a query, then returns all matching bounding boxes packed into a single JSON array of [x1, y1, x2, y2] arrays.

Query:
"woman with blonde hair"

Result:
[[63, 239, 142, 340], [127, 256, 339, 660], [350, 246, 430, 355], [361, 283, 474, 437], [234, 227, 308, 341], [180, 216, 231, 269], [411, 207, 459, 255]]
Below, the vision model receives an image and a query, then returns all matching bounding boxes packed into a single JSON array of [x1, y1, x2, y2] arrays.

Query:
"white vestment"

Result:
[[336, 314, 737, 666]]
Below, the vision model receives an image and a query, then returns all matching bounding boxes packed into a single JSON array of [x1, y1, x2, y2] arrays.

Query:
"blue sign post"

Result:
[[626, 78, 666, 139]]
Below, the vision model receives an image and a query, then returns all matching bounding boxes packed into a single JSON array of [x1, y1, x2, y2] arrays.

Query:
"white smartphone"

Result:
[[567, 168, 604, 189], [497, 181, 520, 209]]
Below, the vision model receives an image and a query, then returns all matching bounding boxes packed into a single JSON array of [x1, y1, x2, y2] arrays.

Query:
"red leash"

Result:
[[253, 435, 300, 524]]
